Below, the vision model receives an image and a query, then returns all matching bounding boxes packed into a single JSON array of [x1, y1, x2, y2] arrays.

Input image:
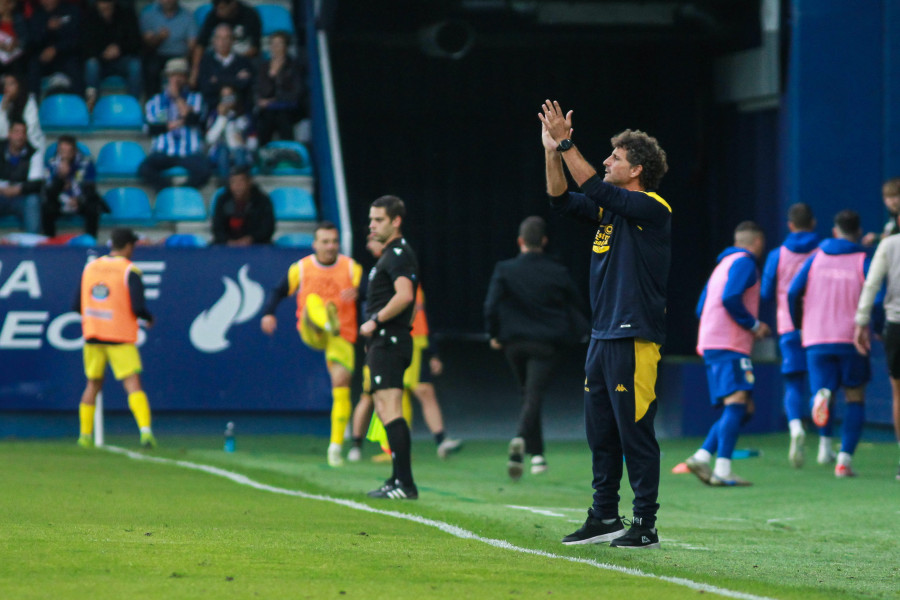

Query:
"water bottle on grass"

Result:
[[224, 422, 235, 452]]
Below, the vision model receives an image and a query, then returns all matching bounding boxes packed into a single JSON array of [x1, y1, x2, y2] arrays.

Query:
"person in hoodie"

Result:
[[788, 210, 870, 478], [760, 203, 820, 468], [687, 221, 771, 487]]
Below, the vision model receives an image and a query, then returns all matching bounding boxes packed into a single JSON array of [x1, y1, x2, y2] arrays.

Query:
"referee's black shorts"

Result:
[[366, 329, 413, 391]]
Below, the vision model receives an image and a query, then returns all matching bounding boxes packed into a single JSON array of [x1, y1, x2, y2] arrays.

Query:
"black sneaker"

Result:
[[609, 517, 660, 549], [561, 513, 625, 545], [366, 479, 418, 500], [507, 437, 525, 481]]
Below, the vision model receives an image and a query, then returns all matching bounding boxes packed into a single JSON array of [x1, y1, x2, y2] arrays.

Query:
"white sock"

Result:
[[819, 437, 833, 452], [788, 419, 804, 437], [713, 458, 732, 478], [837, 451, 852, 467], [693, 449, 712, 463], [140, 426, 151, 434]]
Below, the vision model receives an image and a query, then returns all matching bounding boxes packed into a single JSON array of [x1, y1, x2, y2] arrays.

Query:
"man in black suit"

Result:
[[484, 215, 587, 480]]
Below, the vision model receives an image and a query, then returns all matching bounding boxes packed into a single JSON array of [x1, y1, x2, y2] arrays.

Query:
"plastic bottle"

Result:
[[224, 421, 235, 452]]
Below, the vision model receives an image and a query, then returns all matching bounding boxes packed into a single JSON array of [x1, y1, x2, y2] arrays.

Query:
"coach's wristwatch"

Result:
[[556, 138, 574, 152]]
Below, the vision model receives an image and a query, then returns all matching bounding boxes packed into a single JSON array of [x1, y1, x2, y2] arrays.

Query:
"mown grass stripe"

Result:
[[105, 445, 779, 600]]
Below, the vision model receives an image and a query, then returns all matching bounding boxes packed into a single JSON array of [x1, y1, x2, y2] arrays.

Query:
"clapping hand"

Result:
[[538, 100, 573, 145]]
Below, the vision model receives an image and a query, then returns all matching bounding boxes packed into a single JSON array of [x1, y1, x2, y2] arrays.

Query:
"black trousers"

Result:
[[503, 340, 559, 456], [584, 337, 661, 525]]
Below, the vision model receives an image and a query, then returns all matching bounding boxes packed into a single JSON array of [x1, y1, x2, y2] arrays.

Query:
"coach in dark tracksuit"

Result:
[[540, 100, 671, 549], [484, 216, 588, 480]]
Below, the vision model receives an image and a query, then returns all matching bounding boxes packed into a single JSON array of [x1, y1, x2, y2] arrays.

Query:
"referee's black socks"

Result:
[[384, 417, 414, 486]]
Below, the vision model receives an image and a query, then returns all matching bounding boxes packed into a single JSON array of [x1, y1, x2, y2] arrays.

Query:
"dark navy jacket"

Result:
[[551, 174, 671, 345]]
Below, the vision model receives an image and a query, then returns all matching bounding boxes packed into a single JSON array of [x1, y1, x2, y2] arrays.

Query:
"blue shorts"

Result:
[[704, 351, 754, 404], [779, 331, 807, 375], [806, 346, 870, 392]]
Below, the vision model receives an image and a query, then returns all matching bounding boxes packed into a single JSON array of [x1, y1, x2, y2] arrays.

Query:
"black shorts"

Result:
[[366, 330, 413, 392], [883, 321, 900, 378]]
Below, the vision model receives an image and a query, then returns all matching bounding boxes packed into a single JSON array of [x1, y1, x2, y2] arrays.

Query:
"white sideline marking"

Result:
[[105, 446, 778, 600]]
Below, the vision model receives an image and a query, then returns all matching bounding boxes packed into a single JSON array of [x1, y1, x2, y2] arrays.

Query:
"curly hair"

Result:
[[609, 129, 668, 191]]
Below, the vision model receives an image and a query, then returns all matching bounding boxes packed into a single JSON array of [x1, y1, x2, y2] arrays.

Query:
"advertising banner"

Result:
[[0, 246, 332, 412]]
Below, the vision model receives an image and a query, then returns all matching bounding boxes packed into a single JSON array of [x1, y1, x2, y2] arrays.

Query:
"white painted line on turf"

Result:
[[104, 446, 779, 600], [506, 505, 569, 517]]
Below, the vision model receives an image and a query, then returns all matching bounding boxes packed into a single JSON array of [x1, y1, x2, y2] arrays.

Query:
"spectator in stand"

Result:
[[256, 30, 306, 145], [83, 0, 143, 110], [138, 57, 210, 191], [0, 0, 27, 79], [196, 23, 254, 114], [140, 0, 197, 96], [211, 165, 274, 246], [190, 0, 260, 88], [42, 134, 108, 238], [0, 120, 42, 233], [0, 74, 45, 154], [26, 0, 84, 95], [206, 84, 255, 182]]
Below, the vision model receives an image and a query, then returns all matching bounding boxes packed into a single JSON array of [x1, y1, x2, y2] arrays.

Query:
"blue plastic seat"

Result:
[[100, 75, 127, 91], [162, 166, 189, 179], [39, 94, 90, 130], [275, 232, 314, 248], [260, 141, 312, 175], [96, 141, 147, 178], [257, 4, 294, 36], [102, 187, 154, 223], [92, 94, 144, 129], [209, 187, 226, 214], [67, 234, 98, 247], [165, 233, 207, 247], [44, 141, 92, 166], [270, 187, 316, 221], [194, 3, 211, 28], [154, 187, 208, 221]]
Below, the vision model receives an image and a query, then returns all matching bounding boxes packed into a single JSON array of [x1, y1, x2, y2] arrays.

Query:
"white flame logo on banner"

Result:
[[189, 265, 264, 353]]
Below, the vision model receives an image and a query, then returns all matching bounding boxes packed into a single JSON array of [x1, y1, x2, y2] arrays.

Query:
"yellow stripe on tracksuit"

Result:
[[633, 339, 661, 421]]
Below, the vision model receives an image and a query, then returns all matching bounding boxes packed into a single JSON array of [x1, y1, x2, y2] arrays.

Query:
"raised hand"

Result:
[[537, 99, 573, 144]]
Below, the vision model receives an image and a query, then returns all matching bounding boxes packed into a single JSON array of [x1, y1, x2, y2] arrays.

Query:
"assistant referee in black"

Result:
[[360, 195, 420, 500]]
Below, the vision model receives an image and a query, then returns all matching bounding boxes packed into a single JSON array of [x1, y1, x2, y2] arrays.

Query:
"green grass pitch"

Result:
[[0, 433, 897, 599]]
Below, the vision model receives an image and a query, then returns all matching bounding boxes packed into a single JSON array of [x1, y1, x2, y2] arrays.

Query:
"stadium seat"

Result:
[[96, 141, 147, 178], [162, 166, 189, 179], [67, 234, 98, 247], [164, 233, 207, 247], [259, 140, 312, 175], [154, 187, 208, 221], [257, 4, 294, 36], [270, 187, 316, 221], [91, 95, 144, 129], [210, 187, 226, 214], [39, 94, 90, 130], [102, 187, 154, 223], [43, 141, 92, 166], [275, 232, 314, 248], [194, 3, 211, 28], [100, 75, 126, 91]]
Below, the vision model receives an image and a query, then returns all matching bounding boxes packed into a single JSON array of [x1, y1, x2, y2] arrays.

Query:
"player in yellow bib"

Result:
[[261, 221, 362, 466], [75, 228, 156, 449]]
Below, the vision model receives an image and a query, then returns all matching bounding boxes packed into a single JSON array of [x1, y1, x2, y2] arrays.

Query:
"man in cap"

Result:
[[138, 57, 210, 191]]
